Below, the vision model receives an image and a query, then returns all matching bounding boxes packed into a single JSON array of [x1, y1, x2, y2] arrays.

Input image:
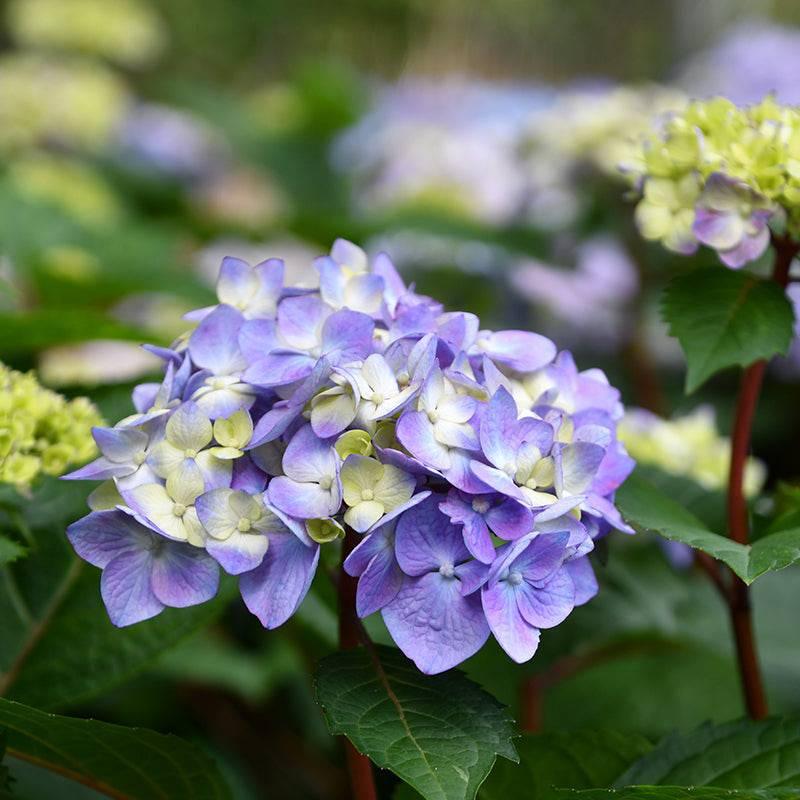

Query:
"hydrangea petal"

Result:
[[189, 304, 246, 375], [516, 569, 575, 629], [565, 557, 598, 606], [382, 572, 490, 674], [151, 545, 220, 607], [396, 411, 451, 470], [481, 581, 540, 663], [206, 530, 269, 575], [101, 548, 163, 627], [240, 531, 320, 628], [67, 509, 151, 568]]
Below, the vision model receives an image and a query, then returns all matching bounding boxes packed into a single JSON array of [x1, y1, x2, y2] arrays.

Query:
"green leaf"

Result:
[[661, 268, 794, 392], [560, 789, 799, 799], [616, 470, 800, 584], [617, 472, 800, 584], [0, 698, 231, 799], [616, 717, 800, 789], [315, 645, 518, 800], [479, 730, 652, 799], [0, 536, 26, 567], [0, 478, 231, 709], [749, 528, 800, 581], [616, 471, 749, 577]]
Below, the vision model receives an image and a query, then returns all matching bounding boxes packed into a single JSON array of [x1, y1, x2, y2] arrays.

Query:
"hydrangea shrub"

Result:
[[64, 239, 634, 674]]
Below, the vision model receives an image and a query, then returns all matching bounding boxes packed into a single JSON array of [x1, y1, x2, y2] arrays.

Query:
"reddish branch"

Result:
[[338, 528, 378, 800], [722, 234, 797, 719]]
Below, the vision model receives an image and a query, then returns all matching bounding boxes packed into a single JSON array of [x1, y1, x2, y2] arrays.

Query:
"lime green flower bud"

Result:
[[306, 517, 345, 544], [335, 429, 373, 460]]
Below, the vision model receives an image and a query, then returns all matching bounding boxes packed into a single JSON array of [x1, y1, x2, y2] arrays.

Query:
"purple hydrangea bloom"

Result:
[[63, 237, 634, 674]]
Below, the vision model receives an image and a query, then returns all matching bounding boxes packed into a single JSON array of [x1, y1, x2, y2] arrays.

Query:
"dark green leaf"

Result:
[[616, 472, 749, 577], [315, 645, 518, 800], [0, 698, 230, 800], [618, 472, 800, 584], [561, 789, 799, 799], [749, 528, 800, 581], [0, 479, 231, 710], [479, 730, 652, 799], [661, 268, 794, 392], [616, 717, 800, 789]]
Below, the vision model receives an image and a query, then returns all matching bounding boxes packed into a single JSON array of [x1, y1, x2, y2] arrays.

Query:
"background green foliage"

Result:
[[3, 0, 800, 798]]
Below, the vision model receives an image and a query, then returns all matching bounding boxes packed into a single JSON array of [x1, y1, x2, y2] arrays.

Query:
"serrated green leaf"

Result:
[[0, 698, 231, 800], [479, 730, 652, 799], [616, 471, 749, 577], [616, 717, 800, 789], [618, 472, 800, 584], [561, 789, 799, 799], [661, 268, 794, 392], [0, 536, 26, 567], [0, 478, 231, 709], [315, 645, 518, 800], [748, 528, 800, 581]]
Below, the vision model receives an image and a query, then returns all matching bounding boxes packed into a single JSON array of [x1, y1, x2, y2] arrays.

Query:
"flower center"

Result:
[[172, 503, 187, 517], [210, 377, 228, 390], [371, 391, 384, 406], [184, 448, 198, 459], [471, 498, 490, 515], [397, 371, 409, 387], [438, 561, 456, 579], [507, 570, 524, 586], [361, 488, 374, 501], [427, 409, 439, 424], [237, 517, 252, 533], [133, 450, 147, 466], [319, 476, 332, 490]]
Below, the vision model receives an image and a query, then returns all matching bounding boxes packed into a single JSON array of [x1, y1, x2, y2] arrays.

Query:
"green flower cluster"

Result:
[[0, 53, 129, 153], [7, 0, 165, 69], [619, 406, 766, 498], [0, 362, 104, 489], [529, 85, 687, 180], [630, 96, 800, 266]]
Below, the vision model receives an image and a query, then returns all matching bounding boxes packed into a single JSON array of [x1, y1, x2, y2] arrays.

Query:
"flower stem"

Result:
[[723, 234, 797, 719], [338, 528, 378, 800]]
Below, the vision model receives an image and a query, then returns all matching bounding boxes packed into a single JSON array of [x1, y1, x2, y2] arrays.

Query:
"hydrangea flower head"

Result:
[[628, 96, 800, 266], [0, 53, 128, 153], [65, 239, 634, 673], [8, 0, 165, 69], [0, 362, 103, 489], [619, 406, 765, 498]]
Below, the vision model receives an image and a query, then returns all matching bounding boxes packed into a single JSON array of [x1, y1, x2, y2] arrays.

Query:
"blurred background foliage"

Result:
[[3, 0, 800, 798]]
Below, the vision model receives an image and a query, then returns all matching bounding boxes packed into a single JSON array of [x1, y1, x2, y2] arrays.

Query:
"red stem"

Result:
[[724, 235, 796, 719], [339, 529, 378, 800]]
